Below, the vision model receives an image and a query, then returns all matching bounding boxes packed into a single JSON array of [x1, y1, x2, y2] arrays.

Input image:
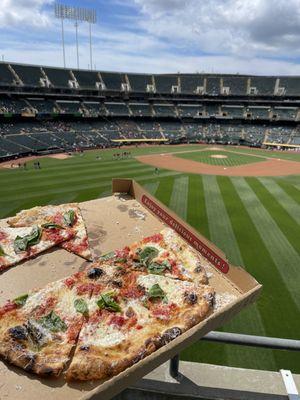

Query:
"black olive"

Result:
[[87, 267, 104, 279], [80, 345, 90, 351], [185, 292, 198, 305], [204, 292, 215, 307], [161, 327, 182, 345], [8, 326, 27, 340], [112, 280, 122, 288]]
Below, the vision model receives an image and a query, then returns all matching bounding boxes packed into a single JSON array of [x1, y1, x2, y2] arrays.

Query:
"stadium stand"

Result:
[[0, 63, 14, 85], [10, 64, 43, 87], [250, 77, 276, 95], [154, 75, 178, 93], [127, 73, 152, 92], [1, 62, 300, 160], [129, 103, 153, 117], [100, 72, 126, 91], [273, 106, 297, 121], [278, 77, 300, 96], [221, 105, 245, 118], [178, 104, 202, 117], [206, 77, 221, 96], [246, 106, 270, 120], [105, 102, 129, 116], [180, 74, 205, 94], [153, 103, 176, 117], [222, 76, 247, 95], [43, 67, 73, 88], [72, 70, 100, 90]]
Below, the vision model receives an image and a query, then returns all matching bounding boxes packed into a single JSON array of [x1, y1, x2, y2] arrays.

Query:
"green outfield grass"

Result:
[[1, 145, 300, 373], [175, 149, 265, 166]]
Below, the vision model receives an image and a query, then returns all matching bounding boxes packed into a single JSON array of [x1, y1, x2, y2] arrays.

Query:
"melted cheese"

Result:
[[22, 280, 65, 313], [137, 275, 193, 305], [126, 299, 151, 325], [83, 324, 125, 348]]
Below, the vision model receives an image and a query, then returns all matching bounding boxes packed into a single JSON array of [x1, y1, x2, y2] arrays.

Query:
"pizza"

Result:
[[0, 228, 215, 381], [0, 225, 75, 272], [66, 269, 214, 381], [0, 271, 92, 376], [7, 204, 92, 260]]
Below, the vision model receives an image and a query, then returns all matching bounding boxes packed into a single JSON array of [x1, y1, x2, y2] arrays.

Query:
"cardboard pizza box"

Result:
[[0, 179, 262, 400]]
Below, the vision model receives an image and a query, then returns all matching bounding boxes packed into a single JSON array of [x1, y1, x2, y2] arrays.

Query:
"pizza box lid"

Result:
[[0, 179, 262, 400]]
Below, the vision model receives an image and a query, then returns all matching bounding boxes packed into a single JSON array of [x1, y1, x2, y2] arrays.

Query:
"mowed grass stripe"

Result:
[[232, 178, 300, 310], [186, 175, 209, 238], [275, 178, 300, 206], [0, 165, 161, 202], [169, 176, 189, 220], [155, 177, 175, 206], [259, 178, 300, 225], [247, 178, 300, 256], [142, 181, 160, 196], [0, 169, 181, 210], [1, 162, 152, 195], [202, 175, 272, 369], [0, 158, 139, 184], [221, 177, 300, 370]]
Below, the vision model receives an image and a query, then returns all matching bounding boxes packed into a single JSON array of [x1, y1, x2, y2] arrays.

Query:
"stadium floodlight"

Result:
[[55, 3, 97, 70]]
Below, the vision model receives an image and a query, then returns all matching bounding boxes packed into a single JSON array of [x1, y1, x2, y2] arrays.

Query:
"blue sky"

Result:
[[1, 0, 300, 75]]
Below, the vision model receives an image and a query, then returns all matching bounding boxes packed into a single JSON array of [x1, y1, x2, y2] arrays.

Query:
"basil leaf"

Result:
[[63, 210, 75, 227], [96, 292, 121, 312], [14, 226, 41, 253], [0, 245, 6, 256], [38, 311, 67, 332], [148, 260, 171, 275], [74, 298, 89, 316], [148, 284, 166, 300], [139, 247, 159, 265], [14, 235, 28, 253], [42, 223, 64, 230], [26, 226, 42, 246], [99, 251, 115, 261], [13, 294, 29, 306]]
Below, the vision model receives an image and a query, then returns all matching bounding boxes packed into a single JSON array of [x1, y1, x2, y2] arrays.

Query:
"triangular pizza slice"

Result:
[[0, 225, 75, 272], [7, 204, 92, 260], [0, 271, 94, 377]]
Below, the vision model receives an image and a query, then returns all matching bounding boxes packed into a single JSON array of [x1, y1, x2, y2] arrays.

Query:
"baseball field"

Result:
[[1, 144, 300, 373]]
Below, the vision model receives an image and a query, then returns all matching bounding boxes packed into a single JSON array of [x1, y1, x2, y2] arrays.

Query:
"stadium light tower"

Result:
[[55, 3, 97, 70]]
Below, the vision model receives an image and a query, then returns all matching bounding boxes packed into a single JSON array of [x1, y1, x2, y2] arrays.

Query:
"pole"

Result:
[[89, 22, 93, 71], [75, 21, 79, 69], [61, 18, 66, 68]]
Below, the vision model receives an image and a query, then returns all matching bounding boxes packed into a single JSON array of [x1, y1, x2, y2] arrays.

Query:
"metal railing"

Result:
[[169, 331, 300, 379]]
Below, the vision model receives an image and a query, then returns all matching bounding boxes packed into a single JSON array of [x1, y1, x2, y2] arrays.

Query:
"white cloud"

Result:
[[0, 0, 54, 28]]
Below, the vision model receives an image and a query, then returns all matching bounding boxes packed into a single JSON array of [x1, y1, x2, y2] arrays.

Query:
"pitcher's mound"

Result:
[[210, 154, 228, 159]]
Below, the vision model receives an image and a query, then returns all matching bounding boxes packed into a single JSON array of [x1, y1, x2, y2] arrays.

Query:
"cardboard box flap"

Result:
[[112, 178, 260, 294]]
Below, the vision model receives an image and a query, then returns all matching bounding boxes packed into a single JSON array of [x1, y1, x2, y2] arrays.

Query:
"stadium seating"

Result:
[[43, 67, 73, 88], [72, 70, 100, 90], [206, 77, 221, 96], [56, 101, 82, 114], [279, 77, 300, 96], [153, 104, 176, 117], [250, 77, 276, 95], [178, 104, 202, 117], [129, 103, 153, 117], [221, 105, 244, 118], [222, 76, 247, 95], [0, 64, 14, 85], [100, 72, 125, 91], [27, 98, 55, 114], [127, 74, 152, 92], [180, 74, 204, 94], [105, 102, 129, 116], [0, 98, 28, 114], [11, 64, 43, 87], [273, 107, 297, 121], [246, 106, 270, 120], [154, 75, 178, 93]]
